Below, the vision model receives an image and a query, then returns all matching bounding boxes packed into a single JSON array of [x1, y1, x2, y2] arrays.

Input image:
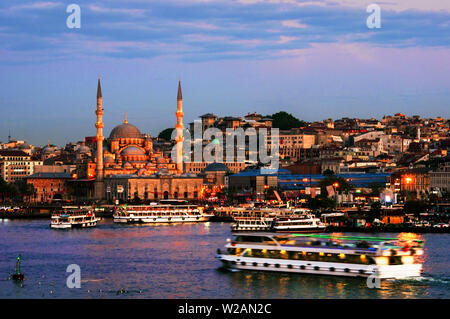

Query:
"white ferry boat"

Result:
[[50, 208, 100, 229], [232, 217, 274, 232], [113, 204, 213, 224], [272, 212, 327, 233], [216, 233, 424, 279]]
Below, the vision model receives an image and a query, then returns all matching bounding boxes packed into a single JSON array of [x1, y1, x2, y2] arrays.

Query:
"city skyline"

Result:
[[2, 99, 448, 148], [2, 93, 448, 148], [1, 0, 449, 146]]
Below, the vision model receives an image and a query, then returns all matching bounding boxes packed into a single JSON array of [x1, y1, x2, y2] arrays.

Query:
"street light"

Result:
[[333, 182, 339, 209]]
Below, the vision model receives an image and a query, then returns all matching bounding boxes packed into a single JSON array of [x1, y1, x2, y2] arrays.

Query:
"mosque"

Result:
[[91, 78, 203, 202]]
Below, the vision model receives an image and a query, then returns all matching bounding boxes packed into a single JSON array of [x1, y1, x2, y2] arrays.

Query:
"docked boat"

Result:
[[271, 212, 326, 233], [216, 233, 424, 279], [216, 206, 293, 220], [50, 208, 100, 229], [232, 217, 274, 232], [113, 204, 213, 224]]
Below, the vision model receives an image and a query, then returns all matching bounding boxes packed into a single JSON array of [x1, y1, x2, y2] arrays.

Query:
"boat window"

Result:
[[268, 250, 281, 259], [277, 239, 296, 245], [288, 251, 299, 260], [235, 236, 265, 243], [355, 241, 372, 249], [389, 256, 402, 265]]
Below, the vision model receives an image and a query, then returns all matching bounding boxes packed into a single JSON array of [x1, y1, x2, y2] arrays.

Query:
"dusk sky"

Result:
[[1, 0, 449, 146]]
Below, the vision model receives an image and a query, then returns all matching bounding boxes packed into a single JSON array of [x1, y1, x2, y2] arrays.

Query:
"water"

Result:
[[0, 219, 449, 299]]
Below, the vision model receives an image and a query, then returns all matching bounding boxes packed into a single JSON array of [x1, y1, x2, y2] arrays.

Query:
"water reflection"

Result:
[[0, 220, 448, 298]]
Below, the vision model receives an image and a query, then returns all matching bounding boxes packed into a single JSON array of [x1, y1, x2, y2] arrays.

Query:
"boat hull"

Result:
[[50, 220, 99, 229]]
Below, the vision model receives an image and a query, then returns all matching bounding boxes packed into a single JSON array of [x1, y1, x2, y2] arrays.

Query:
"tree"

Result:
[[370, 201, 382, 215], [267, 111, 306, 130], [158, 128, 175, 141], [264, 186, 277, 200], [306, 196, 335, 211], [323, 169, 335, 177], [368, 182, 384, 196], [404, 200, 430, 218], [368, 201, 382, 224], [13, 179, 36, 203], [319, 175, 353, 196]]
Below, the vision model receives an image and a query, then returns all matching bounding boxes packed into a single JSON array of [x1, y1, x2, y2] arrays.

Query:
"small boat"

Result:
[[113, 204, 213, 224], [216, 233, 425, 279], [50, 208, 100, 229]]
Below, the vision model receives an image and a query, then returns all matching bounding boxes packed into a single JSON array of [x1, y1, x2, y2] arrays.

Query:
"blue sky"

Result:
[[0, 0, 449, 146]]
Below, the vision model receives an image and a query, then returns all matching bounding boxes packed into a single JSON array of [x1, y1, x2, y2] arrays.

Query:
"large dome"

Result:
[[121, 146, 145, 156], [109, 123, 142, 139]]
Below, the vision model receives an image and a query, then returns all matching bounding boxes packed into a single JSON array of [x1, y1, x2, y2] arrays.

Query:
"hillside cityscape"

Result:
[[1, 80, 449, 231]]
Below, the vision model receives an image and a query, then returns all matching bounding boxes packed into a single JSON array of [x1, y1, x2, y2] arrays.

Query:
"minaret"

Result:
[[175, 79, 184, 174], [94, 77, 105, 200]]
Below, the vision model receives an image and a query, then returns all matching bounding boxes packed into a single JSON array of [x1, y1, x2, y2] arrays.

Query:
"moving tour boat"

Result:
[[50, 208, 100, 229], [216, 233, 424, 279], [113, 204, 213, 224]]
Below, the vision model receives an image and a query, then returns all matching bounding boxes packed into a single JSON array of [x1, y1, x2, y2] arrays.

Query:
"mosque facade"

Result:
[[91, 78, 203, 202]]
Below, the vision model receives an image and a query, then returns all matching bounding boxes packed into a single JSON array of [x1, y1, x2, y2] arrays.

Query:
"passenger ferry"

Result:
[[50, 208, 100, 229], [272, 212, 327, 233], [230, 208, 326, 233], [216, 206, 293, 220], [232, 217, 274, 232], [216, 233, 424, 279], [113, 204, 213, 224]]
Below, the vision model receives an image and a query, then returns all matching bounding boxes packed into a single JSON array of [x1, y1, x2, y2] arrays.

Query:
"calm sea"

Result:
[[0, 219, 449, 299]]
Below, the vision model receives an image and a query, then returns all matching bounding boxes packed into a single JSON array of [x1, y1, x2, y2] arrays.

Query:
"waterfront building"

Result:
[[26, 172, 73, 203], [104, 171, 203, 202], [430, 161, 450, 193], [391, 168, 431, 199], [228, 169, 391, 199], [227, 168, 280, 194], [200, 162, 230, 187], [279, 130, 316, 162], [0, 150, 43, 183], [34, 164, 76, 174]]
